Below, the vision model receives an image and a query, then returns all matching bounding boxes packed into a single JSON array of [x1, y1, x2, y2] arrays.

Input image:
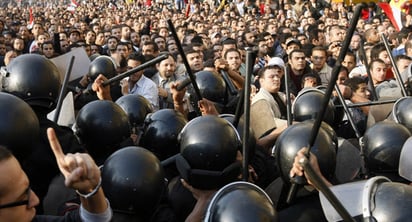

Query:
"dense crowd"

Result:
[[1, 0, 412, 221]]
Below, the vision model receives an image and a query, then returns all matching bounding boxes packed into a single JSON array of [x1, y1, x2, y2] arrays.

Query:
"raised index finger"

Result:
[[47, 127, 66, 163]]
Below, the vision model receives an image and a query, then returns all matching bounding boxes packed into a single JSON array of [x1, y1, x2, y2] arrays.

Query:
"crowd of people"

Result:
[[1, 0, 412, 221]]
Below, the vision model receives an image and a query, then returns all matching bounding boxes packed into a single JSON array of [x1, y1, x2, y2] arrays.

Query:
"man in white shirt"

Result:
[[121, 53, 159, 110]]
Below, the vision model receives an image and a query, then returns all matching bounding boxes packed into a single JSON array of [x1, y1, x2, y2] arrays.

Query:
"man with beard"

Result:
[[253, 36, 270, 75], [219, 48, 245, 89], [151, 54, 184, 109]]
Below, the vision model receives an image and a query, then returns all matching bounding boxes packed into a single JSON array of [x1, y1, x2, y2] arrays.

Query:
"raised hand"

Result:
[[47, 127, 100, 194]]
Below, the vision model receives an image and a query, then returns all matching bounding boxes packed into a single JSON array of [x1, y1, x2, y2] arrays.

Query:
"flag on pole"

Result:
[[27, 7, 34, 29], [71, 0, 79, 7], [67, 0, 79, 12], [378, 0, 411, 31]]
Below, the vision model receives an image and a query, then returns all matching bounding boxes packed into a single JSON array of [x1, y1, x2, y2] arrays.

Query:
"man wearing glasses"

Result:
[[0, 128, 112, 222], [310, 46, 332, 86]]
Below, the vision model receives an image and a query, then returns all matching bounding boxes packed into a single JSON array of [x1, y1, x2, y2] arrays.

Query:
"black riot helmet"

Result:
[[176, 116, 241, 190], [205, 181, 278, 222], [88, 55, 117, 81], [140, 109, 187, 161], [274, 121, 337, 184], [0, 92, 39, 161], [101, 146, 166, 221], [219, 114, 257, 160], [194, 70, 227, 105], [363, 121, 411, 177], [1, 54, 61, 110], [115, 94, 153, 129], [320, 176, 412, 222], [292, 88, 336, 126], [392, 96, 412, 132], [74, 100, 131, 162]]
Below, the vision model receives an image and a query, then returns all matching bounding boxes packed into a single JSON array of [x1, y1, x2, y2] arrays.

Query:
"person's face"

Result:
[[397, 58, 412, 74], [91, 45, 100, 55], [31, 24, 43, 36], [111, 28, 121, 39], [213, 45, 223, 59], [13, 39, 24, 51], [19, 27, 30, 40], [85, 32, 96, 44], [92, 25, 101, 34], [186, 52, 203, 72], [311, 50, 327, 70], [286, 43, 300, 54], [168, 44, 178, 54], [154, 37, 166, 51], [116, 45, 129, 57], [225, 51, 241, 71], [329, 27, 344, 43], [95, 33, 105, 45], [0, 157, 40, 222], [157, 56, 176, 78], [237, 22, 246, 31], [350, 35, 361, 51], [336, 71, 348, 85], [354, 83, 370, 99], [342, 55, 356, 72], [70, 32, 80, 43], [37, 34, 48, 44], [142, 45, 155, 56], [3, 34, 12, 44], [367, 29, 380, 44], [59, 32, 67, 41], [371, 61, 387, 85], [60, 40, 69, 52], [0, 44, 6, 56], [140, 35, 150, 45], [42, 43, 54, 58], [128, 59, 143, 82], [159, 28, 169, 38], [259, 68, 282, 93], [378, 51, 391, 66], [107, 38, 118, 50], [289, 52, 306, 72], [130, 33, 140, 45], [121, 26, 131, 39], [264, 35, 274, 47], [244, 32, 255, 45], [297, 35, 308, 45]]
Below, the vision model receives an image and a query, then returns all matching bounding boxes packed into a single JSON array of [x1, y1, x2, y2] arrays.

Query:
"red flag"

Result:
[[71, 0, 79, 7], [27, 8, 34, 29], [378, 2, 403, 31]]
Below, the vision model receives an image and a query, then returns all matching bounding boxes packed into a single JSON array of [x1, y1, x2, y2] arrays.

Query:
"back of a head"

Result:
[[194, 70, 227, 105], [140, 109, 187, 161], [0, 92, 39, 162], [102, 146, 166, 221], [205, 182, 278, 222], [363, 121, 411, 179], [88, 55, 117, 81], [275, 121, 337, 185], [176, 116, 241, 190], [74, 100, 131, 162], [1, 54, 61, 110], [115, 94, 153, 129], [293, 88, 336, 126]]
